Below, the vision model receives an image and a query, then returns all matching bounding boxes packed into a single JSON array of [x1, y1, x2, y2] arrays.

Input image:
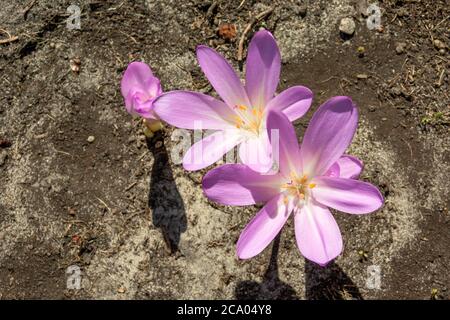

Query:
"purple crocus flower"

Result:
[[121, 61, 163, 124], [153, 30, 313, 172], [202, 96, 383, 266]]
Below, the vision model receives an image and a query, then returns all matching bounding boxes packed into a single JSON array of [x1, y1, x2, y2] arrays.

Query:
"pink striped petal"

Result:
[[197, 45, 251, 108], [266, 86, 313, 121], [202, 164, 284, 206], [300, 96, 358, 176], [266, 110, 301, 177], [153, 91, 235, 130], [245, 30, 281, 109], [294, 200, 343, 266], [237, 193, 293, 259], [312, 176, 384, 214], [238, 132, 273, 173], [182, 130, 243, 171]]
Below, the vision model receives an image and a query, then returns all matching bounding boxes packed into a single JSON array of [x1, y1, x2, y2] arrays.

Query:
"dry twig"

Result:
[[237, 7, 273, 62]]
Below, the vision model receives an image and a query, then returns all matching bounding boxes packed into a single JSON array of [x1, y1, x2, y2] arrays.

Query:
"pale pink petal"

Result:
[[312, 176, 384, 214], [145, 76, 163, 98], [127, 97, 157, 120], [182, 130, 243, 171], [202, 164, 284, 206], [153, 91, 235, 130], [266, 110, 301, 177], [197, 45, 251, 108], [238, 131, 273, 173], [121, 62, 154, 98], [300, 96, 358, 176], [335, 155, 364, 179], [237, 194, 293, 259], [294, 200, 343, 266], [266, 86, 313, 121], [245, 30, 281, 109], [324, 162, 340, 178]]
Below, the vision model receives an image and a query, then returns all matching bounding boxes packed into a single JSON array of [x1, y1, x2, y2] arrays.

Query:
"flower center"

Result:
[[281, 172, 316, 203], [232, 105, 264, 134]]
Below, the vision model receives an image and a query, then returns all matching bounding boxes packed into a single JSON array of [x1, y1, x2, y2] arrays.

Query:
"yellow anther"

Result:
[[283, 196, 289, 205], [251, 108, 258, 116], [236, 105, 247, 111], [308, 183, 316, 189], [299, 193, 305, 200], [300, 175, 308, 184]]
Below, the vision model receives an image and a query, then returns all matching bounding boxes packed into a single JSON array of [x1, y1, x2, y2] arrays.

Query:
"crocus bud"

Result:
[[120, 61, 163, 123]]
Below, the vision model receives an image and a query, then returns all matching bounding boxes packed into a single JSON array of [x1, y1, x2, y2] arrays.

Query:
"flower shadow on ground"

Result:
[[147, 132, 187, 253], [234, 234, 363, 300], [234, 234, 298, 300], [305, 261, 362, 300]]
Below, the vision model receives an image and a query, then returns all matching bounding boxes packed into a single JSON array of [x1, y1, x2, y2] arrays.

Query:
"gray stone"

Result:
[[339, 17, 356, 36]]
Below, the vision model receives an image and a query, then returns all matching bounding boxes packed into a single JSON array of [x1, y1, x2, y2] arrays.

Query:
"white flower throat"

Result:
[[281, 172, 316, 204], [232, 104, 264, 134]]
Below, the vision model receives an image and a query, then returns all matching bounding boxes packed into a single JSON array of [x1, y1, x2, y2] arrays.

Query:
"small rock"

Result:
[[67, 207, 76, 216], [439, 48, 446, 55], [339, 17, 356, 36], [395, 42, 407, 54], [396, 7, 409, 17], [391, 86, 402, 96], [357, 73, 368, 79], [297, 5, 307, 17], [87, 136, 95, 143], [357, 46, 365, 57], [433, 39, 446, 50], [368, 106, 376, 112], [117, 287, 126, 294], [356, 0, 368, 17], [70, 57, 81, 73]]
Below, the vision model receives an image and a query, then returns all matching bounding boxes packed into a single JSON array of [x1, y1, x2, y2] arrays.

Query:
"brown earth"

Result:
[[0, 0, 448, 299]]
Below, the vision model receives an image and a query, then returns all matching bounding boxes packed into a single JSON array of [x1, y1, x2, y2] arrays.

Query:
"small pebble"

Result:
[[391, 86, 402, 96], [70, 57, 81, 73], [433, 39, 446, 50], [339, 17, 356, 36], [357, 73, 368, 79], [396, 7, 409, 17], [395, 42, 407, 55], [87, 136, 95, 143], [297, 5, 307, 17]]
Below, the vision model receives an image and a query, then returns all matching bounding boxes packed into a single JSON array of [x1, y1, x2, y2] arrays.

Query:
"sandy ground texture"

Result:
[[0, 0, 449, 299]]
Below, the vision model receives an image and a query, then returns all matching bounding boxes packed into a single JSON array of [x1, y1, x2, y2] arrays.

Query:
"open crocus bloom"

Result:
[[202, 96, 383, 266], [153, 30, 313, 172], [121, 61, 163, 122]]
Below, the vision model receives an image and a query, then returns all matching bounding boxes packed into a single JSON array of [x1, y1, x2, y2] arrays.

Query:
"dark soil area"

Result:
[[0, 0, 448, 299]]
